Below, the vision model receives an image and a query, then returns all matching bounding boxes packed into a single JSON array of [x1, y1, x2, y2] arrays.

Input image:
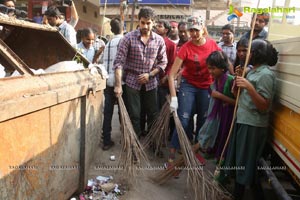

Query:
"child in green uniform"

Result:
[[224, 39, 278, 200]]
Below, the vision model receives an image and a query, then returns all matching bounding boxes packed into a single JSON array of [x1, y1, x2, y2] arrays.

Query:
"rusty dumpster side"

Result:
[[0, 17, 106, 199], [0, 70, 106, 199]]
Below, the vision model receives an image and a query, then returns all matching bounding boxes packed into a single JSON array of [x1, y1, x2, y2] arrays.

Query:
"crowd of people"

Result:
[[0, 3, 279, 199], [107, 7, 277, 200]]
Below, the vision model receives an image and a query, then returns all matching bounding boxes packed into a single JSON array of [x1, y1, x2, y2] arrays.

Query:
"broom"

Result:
[[143, 96, 171, 156], [214, 6, 260, 180], [153, 111, 232, 199], [174, 111, 231, 199], [117, 96, 149, 181], [150, 155, 185, 184]]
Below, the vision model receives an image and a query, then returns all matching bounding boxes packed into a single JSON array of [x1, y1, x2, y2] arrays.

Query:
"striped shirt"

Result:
[[102, 34, 123, 87], [218, 41, 237, 64], [58, 21, 77, 47], [113, 29, 167, 91]]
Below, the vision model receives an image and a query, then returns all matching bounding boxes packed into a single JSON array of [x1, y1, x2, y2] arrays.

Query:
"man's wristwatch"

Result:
[[149, 72, 154, 79]]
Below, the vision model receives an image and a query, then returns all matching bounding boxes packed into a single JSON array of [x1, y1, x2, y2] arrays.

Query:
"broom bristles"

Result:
[[143, 99, 171, 155], [152, 111, 232, 199], [117, 96, 149, 181], [150, 156, 185, 184]]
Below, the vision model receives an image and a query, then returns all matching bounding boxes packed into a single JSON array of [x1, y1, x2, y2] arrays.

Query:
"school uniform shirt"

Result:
[[178, 38, 221, 89], [77, 42, 95, 63], [237, 64, 276, 127], [113, 29, 167, 91]]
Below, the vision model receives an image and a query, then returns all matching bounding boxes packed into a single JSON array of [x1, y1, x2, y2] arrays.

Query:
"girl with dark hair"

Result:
[[223, 39, 278, 200], [77, 28, 96, 63], [234, 38, 249, 70], [195, 51, 235, 160]]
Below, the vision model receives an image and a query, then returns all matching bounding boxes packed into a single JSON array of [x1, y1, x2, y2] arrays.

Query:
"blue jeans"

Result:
[[171, 77, 210, 149]]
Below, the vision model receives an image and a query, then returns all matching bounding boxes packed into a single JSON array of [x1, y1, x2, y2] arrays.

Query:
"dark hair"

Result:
[[252, 13, 270, 24], [234, 38, 249, 67], [178, 21, 187, 29], [110, 18, 122, 35], [44, 7, 61, 17], [80, 28, 94, 39], [206, 51, 229, 72], [237, 37, 249, 49], [0, 0, 14, 5], [138, 6, 156, 21], [157, 19, 171, 35], [222, 24, 235, 34], [250, 39, 278, 66]]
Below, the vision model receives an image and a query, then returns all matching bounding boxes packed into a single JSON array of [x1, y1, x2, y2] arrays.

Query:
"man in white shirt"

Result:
[[101, 18, 124, 150], [44, 7, 77, 47]]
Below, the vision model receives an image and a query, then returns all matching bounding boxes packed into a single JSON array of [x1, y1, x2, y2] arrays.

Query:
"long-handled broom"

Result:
[[117, 96, 149, 181]]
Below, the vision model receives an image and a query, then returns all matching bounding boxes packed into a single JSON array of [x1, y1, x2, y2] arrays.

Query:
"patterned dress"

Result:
[[198, 73, 235, 159]]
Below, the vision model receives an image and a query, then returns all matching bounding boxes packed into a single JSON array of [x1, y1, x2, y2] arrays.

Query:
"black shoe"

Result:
[[102, 141, 115, 151]]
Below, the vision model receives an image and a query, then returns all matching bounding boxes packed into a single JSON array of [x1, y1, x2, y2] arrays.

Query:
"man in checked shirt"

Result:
[[113, 6, 167, 138]]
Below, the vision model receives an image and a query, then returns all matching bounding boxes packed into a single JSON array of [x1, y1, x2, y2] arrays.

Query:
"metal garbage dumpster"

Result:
[[0, 16, 105, 199]]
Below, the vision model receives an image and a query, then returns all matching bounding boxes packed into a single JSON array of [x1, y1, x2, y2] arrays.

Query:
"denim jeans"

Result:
[[102, 85, 127, 145], [171, 77, 210, 149], [126, 85, 158, 136]]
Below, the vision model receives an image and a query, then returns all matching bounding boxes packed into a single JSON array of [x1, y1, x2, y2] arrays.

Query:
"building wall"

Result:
[[74, 0, 102, 34], [15, 1, 103, 35], [99, 4, 192, 34]]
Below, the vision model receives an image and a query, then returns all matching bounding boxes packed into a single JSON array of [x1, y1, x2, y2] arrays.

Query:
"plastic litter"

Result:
[[45, 61, 84, 73], [110, 155, 116, 161], [0, 64, 5, 78], [76, 175, 123, 200]]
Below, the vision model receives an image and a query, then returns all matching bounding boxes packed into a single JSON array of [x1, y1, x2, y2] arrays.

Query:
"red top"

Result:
[[177, 38, 221, 89], [164, 37, 177, 75]]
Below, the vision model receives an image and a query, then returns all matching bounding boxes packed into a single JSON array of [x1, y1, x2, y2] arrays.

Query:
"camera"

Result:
[[54, 0, 73, 7]]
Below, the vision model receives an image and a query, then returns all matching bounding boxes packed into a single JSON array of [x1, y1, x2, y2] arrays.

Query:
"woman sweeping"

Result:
[[223, 39, 278, 200], [167, 16, 221, 165]]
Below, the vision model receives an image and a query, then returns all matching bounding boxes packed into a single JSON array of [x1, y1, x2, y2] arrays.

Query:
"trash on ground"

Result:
[[73, 175, 123, 200], [110, 155, 116, 161]]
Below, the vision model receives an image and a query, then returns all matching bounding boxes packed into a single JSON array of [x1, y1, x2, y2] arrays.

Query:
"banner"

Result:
[[100, 0, 191, 5]]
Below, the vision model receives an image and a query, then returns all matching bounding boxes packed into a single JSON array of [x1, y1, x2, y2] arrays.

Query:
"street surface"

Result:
[[87, 105, 299, 200]]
